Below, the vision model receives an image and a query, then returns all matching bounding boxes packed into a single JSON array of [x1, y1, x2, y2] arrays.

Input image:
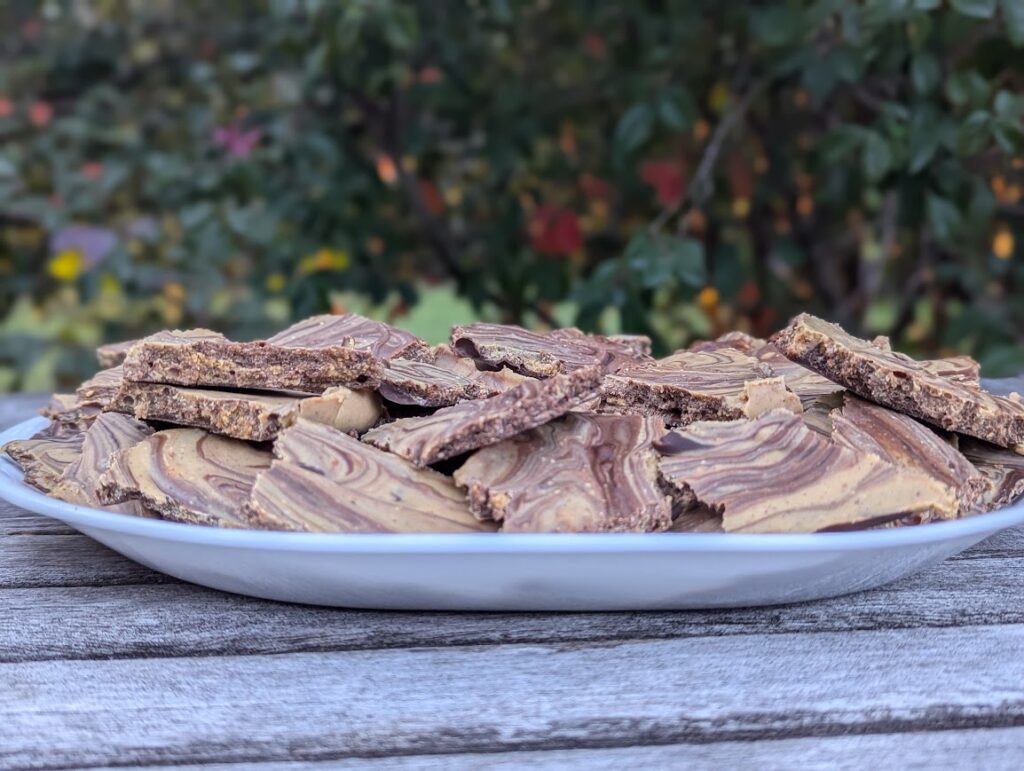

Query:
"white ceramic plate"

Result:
[[2, 415, 1023, 610]]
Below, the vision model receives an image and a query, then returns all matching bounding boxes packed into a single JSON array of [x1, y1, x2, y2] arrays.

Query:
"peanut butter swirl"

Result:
[[772, 313, 1024, 448], [379, 346, 532, 407], [266, 314, 429, 361], [2, 428, 85, 492], [245, 418, 490, 533], [960, 438, 1024, 511], [363, 366, 603, 466], [454, 413, 671, 533], [657, 410, 959, 533], [98, 429, 272, 527], [830, 395, 988, 513], [51, 413, 154, 516], [450, 323, 650, 378], [76, 365, 132, 412]]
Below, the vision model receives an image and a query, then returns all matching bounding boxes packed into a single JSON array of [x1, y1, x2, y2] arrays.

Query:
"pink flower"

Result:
[[213, 122, 262, 159]]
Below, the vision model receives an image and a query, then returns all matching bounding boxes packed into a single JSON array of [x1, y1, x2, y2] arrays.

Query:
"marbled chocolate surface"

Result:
[[1, 427, 85, 492], [772, 314, 1024, 448], [266, 314, 429, 361], [657, 410, 959, 533], [960, 438, 1024, 511], [454, 413, 671, 533], [379, 346, 531, 407], [245, 418, 490, 533], [362, 367, 602, 466]]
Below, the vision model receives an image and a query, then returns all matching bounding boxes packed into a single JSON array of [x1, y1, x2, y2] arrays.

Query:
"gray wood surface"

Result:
[[3, 391, 1024, 769]]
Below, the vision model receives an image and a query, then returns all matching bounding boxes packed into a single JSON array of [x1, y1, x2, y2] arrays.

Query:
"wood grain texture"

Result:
[[2, 624, 1024, 768]]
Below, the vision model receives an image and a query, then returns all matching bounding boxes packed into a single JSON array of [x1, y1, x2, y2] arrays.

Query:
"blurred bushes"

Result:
[[2, 0, 1024, 390]]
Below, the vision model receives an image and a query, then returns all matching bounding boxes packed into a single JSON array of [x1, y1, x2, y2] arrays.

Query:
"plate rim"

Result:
[[2, 415, 1023, 554]]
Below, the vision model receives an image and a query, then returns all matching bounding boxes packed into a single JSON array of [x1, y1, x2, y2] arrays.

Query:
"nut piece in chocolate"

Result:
[[772, 313, 1024, 449], [454, 413, 672, 533]]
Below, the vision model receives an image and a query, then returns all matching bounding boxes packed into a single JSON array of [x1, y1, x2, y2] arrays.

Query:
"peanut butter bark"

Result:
[[51, 413, 154, 516], [118, 382, 382, 441], [76, 366, 133, 413], [772, 314, 1024, 448], [2, 429, 85, 492], [450, 323, 649, 378], [379, 346, 531, 407], [362, 367, 603, 466], [960, 438, 1024, 511], [122, 319, 385, 392], [453, 413, 672, 533], [601, 348, 801, 425], [98, 429, 272, 527], [96, 339, 137, 368], [245, 418, 491, 533], [657, 410, 958, 533], [830, 395, 988, 513]]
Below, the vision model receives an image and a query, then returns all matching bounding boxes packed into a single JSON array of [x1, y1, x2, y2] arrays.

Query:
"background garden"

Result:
[[2, 0, 1024, 391]]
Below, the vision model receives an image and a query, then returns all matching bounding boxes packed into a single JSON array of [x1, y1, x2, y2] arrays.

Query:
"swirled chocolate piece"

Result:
[[122, 321, 383, 393], [362, 367, 603, 466], [51, 413, 154, 516], [245, 418, 490, 533], [657, 410, 959, 533], [601, 348, 801, 425], [270, 314, 430, 361], [96, 339, 137, 368], [450, 323, 649, 378], [830, 395, 989, 513], [379, 346, 532, 407], [453, 413, 672, 533], [772, 314, 1024, 448], [960, 438, 1024, 511], [668, 506, 724, 533], [1, 428, 85, 492], [98, 429, 272, 527], [117, 382, 382, 441], [38, 394, 102, 434], [76, 366, 133, 413]]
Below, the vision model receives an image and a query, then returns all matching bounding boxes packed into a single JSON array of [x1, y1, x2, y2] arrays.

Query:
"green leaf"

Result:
[[945, 70, 991, 108], [624, 232, 705, 289], [952, 0, 996, 18], [862, 131, 893, 180], [750, 6, 802, 47], [956, 111, 991, 155], [926, 193, 962, 241], [613, 103, 655, 156], [656, 89, 696, 132], [1002, 0, 1024, 46], [910, 53, 940, 94]]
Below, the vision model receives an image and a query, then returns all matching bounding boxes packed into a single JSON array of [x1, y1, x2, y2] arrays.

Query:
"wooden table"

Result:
[[2, 392, 1024, 769]]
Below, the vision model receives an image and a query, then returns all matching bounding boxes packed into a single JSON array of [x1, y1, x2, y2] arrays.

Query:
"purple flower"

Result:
[[50, 224, 118, 266], [213, 123, 262, 159]]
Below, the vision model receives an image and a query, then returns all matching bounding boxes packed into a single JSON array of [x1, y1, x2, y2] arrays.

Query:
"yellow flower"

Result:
[[265, 273, 287, 292], [732, 196, 751, 219], [697, 286, 719, 310], [298, 248, 350, 275], [163, 281, 186, 303], [48, 249, 85, 282], [993, 227, 1014, 260]]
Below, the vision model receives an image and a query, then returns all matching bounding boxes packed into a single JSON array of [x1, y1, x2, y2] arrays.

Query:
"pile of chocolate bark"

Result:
[[3, 312, 1023, 533]]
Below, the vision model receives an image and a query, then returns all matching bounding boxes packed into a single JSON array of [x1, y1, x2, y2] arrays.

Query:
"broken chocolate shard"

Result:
[[362, 366, 603, 466], [98, 429, 272, 527], [267, 313, 429, 361], [771, 313, 1024, 448], [601, 347, 800, 425], [51, 412, 154, 516], [96, 339, 137, 368], [453, 413, 672, 533], [122, 321, 383, 393], [76, 366, 133, 413], [1, 427, 85, 492], [245, 418, 491, 533], [960, 438, 1024, 511], [378, 346, 532, 407], [450, 323, 649, 378], [830, 395, 989, 514], [118, 381, 382, 441], [657, 409, 959, 533]]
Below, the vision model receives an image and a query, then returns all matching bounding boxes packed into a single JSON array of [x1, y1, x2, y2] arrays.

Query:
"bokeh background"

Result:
[[2, 0, 1024, 391]]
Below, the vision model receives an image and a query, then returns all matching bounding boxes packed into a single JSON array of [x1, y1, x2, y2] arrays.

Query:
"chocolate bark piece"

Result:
[[118, 382, 382, 441], [771, 313, 1024, 449], [656, 410, 959, 533], [453, 413, 672, 533], [450, 323, 648, 378], [362, 367, 603, 466], [96, 339, 137, 368], [921, 355, 982, 386], [601, 348, 801, 425], [830, 395, 989, 513], [245, 418, 491, 533], [606, 333, 653, 357], [98, 429, 272, 527], [668, 506, 724, 533], [379, 346, 532, 407], [76, 366, 133, 413], [122, 321, 383, 392], [960, 438, 1024, 511], [1, 428, 85, 492], [37, 394, 102, 435], [51, 413, 154, 516]]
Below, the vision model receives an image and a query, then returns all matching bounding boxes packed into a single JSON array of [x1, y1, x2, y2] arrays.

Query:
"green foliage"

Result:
[[2, 0, 1024, 390]]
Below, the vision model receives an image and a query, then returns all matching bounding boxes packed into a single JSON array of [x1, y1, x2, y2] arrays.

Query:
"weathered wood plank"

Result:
[[0, 553, 1023, 663], [109, 726, 1024, 770], [0, 534, 174, 588], [0, 394, 45, 432], [2, 625, 1024, 769]]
